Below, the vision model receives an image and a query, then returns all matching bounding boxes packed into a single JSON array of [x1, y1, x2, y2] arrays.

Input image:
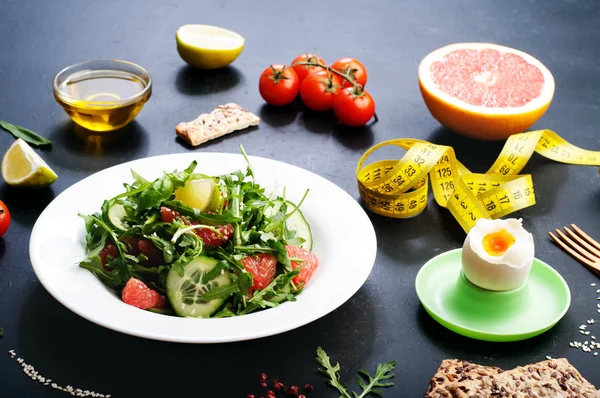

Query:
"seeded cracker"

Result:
[[175, 103, 260, 146], [424, 358, 599, 397]]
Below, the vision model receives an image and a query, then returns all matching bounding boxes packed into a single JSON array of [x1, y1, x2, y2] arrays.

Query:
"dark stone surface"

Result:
[[1, 0, 599, 396]]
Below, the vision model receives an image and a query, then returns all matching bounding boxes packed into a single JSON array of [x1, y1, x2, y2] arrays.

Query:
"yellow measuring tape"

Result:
[[356, 129, 600, 233]]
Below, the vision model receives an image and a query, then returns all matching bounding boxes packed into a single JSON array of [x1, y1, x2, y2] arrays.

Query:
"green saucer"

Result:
[[415, 249, 571, 342]]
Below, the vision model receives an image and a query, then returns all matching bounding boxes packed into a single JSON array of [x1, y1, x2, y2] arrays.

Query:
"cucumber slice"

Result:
[[265, 199, 312, 251], [107, 203, 129, 232], [166, 255, 231, 318]]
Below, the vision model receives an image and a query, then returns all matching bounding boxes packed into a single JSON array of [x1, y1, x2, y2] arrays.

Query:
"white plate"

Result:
[[29, 153, 377, 343]]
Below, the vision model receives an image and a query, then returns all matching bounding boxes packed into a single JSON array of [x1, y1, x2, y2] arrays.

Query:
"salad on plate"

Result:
[[78, 148, 318, 318]]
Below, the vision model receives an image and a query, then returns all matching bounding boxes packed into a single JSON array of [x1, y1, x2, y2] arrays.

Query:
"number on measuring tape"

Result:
[[356, 130, 600, 233]]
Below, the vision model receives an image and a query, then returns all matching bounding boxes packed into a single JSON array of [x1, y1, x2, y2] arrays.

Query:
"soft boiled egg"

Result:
[[462, 218, 534, 291]]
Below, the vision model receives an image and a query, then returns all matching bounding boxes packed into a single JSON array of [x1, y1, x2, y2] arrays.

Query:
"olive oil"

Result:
[[55, 70, 150, 132]]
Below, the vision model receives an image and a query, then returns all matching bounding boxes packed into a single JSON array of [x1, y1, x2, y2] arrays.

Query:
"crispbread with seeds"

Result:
[[175, 103, 260, 146], [424, 358, 599, 397]]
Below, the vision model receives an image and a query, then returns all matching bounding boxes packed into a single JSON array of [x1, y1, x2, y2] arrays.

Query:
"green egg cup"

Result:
[[415, 249, 571, 342]]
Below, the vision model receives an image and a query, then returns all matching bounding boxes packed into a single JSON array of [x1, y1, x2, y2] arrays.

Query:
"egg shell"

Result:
[[461, 218, 535, 291], [462, 236, 532, 291]]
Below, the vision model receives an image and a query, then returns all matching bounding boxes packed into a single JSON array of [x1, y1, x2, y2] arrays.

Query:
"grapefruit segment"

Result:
[[418, 43, 555, 140], [122, 277, 166, 310]]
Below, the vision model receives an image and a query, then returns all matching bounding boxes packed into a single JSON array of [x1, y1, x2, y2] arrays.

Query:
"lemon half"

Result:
[[1, 138, 58, 187], [176, 24, 245, 69]]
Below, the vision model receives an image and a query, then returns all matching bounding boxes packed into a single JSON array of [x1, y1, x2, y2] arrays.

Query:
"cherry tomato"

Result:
[[0, 200, 9, 237], [259, 65, 299, 106], [291, 53, 326, 86], [194, 224, 233, 247], [99, 244, 118, 271], [331, 57, 368, 88], [299, 70, 341, 111], [333, 87, 376, 127]]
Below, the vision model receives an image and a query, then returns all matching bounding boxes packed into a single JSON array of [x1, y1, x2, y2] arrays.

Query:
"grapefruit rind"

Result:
[[418, 43, 555, 141]]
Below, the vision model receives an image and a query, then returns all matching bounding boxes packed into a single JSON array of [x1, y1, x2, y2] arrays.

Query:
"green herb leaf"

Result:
[[164, 200, 242, 225], [316, 347, 352, 398], [202, 260, 229, 284], [0, 120, 51, 146], [200, 283, 239, 301], [316, 347, 396, 398]]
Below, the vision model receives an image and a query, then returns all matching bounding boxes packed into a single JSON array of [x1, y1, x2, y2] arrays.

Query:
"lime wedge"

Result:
[[176, 24, 245, 69], [1, 138, 58, 187], [175, 178, 222, 212]]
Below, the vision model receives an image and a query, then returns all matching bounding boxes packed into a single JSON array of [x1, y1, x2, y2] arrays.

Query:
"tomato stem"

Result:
[[293, 61, 357, 89], [293, 60, 379, 124]]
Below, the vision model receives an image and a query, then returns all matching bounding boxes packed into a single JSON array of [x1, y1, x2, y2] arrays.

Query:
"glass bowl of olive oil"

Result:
[[53, 60, 152, 132]]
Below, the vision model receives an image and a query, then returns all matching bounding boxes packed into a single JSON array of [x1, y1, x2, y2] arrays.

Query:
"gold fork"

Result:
[[549, 224, 600, 276]]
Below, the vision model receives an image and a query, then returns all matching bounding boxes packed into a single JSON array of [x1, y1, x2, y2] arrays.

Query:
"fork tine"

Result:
[[564, 226, 600, 258], [549, 232, 598, 271], [570, 224, 600, 251], [554, 229, 599, 262]]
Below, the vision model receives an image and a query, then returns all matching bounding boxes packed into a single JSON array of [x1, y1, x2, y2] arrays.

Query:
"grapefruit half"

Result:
[[418, 43, 555, 141]]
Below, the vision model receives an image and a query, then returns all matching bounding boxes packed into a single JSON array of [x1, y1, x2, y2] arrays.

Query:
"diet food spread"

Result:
[[1, 17, 600, 397]]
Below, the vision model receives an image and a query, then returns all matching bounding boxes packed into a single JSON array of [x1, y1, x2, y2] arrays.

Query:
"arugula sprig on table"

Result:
[[316, 347, 396, 397]]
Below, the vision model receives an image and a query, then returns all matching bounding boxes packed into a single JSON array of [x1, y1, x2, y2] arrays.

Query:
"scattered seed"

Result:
[[545, 355, 552, 360], [580, 325, 587, 330], [592, 283, 597, 287], [7, 350, 109, 397], [595, 352, 599, 356]]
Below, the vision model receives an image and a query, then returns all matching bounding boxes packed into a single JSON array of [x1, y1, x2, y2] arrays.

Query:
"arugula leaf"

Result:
[[79, 256, 119, 290], [316, 347, 396, 398], [354, 363, 396, 398], [164, 200, 241, 225], [0, 120, 51, 146], [202, 260, 229, 283], [200, 283, 239, 301], [213, 305, 236, 318], [316, 347, 352, 398], [244, 270, 300, 311]]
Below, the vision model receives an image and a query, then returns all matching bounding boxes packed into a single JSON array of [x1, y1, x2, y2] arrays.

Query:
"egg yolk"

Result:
[[482, 229, 516, 256]]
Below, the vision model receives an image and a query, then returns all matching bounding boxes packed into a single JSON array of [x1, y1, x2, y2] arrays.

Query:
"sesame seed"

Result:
[[597, 289, 600, 294], [586, 331, 591, 335], [592, 283, 597, 287], [580, 330, 586, 334], [8, 350, 108, 396], [580, 325, 587, 329], [593, 336, 597, 340], [545, 355, 551, 360], [595, 352, 599, 356]]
